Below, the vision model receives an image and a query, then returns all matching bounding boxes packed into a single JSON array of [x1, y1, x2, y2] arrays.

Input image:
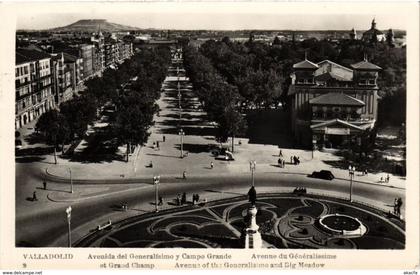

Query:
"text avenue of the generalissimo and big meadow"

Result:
[[83, 252, 337, 269]]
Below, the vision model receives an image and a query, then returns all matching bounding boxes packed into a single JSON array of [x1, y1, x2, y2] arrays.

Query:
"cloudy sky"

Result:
[[14, 2, 408, 31]]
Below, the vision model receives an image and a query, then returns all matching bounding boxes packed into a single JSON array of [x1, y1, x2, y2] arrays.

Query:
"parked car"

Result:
[[210, 146, 229, 156], [215, 150, 235, 161], [15, 139, 22, 150], [310, 170, 334, 180]]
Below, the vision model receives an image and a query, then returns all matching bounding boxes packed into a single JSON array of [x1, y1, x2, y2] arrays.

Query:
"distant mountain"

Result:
[[49, 19, 139, 33]]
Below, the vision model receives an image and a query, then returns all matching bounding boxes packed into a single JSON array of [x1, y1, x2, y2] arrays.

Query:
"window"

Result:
[[368, 79, 375, 85]]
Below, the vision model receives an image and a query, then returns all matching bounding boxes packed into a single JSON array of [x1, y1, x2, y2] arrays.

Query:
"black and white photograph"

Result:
[[1, 1, 419, 271]]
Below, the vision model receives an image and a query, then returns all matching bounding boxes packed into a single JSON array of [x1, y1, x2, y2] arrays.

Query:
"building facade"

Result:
[[15, 49, 55, 129], [51, 53, 74, 105], [288, 58, 381, 148]]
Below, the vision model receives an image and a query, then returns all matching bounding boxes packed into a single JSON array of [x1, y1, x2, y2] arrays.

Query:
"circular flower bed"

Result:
[[319, 214, 367, 236]]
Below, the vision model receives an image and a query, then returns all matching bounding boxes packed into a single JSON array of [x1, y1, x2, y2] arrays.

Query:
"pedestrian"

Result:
[[149, 161, 153, 168], [386, 174, 390, 183], [43, 181, 47, 190], [182, 192, 187, 205], [297, 157, 300, 165], [393, 198, 398, 215], [153, 142, 156, 149], [163, 135, 166, 142], [210, 161, 214, 169], [156, 141, 160, 150], [365, 169, 368, 175], [182, 170, 187, 179], [176, 194, 181, 206], [158, 196, 163, 206], [380, 177, 384, 183], [279, 150, 283, 157], [397, 197, 403, 216], [32, 191, 37, 201]]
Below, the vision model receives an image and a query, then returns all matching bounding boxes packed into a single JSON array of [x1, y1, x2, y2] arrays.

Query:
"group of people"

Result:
[[192, 193, 200, 204], [152, 136, 166, 150], [152, 141, 160, 150], [379, 174, 391, 183], [176, 192, 187, 206], [293, 187, 307, 195], [278, 150, 301, 167], [393, 197, 403, 217]]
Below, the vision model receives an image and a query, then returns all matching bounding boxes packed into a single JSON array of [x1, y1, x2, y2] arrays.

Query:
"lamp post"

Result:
[[179, 129, 185, 158], [348, 165, 356, 202], [153, 176, 160, 212], [249, 161, 256, 187], [68, 168, 73, 193], [65, 206, 72, 247]]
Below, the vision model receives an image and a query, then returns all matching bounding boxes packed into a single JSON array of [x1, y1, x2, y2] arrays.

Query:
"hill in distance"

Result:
[[50, 19, 139, 32]]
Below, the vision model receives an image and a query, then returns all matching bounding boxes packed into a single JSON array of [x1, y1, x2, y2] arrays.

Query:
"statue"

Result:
[[248, 186, 257, 206]]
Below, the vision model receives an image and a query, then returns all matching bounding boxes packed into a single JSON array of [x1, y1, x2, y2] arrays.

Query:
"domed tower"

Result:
[[371, 18, 377, 30]]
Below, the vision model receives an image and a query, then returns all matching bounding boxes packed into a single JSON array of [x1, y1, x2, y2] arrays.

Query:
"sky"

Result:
[[14, 3, 408, 31]]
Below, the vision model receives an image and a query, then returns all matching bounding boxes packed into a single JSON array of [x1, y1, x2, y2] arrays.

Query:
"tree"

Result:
[[60, 95, 97, 142], [113, 96, 156, 162], [217, 106, 247, 153], [36, 109, 69, 164]]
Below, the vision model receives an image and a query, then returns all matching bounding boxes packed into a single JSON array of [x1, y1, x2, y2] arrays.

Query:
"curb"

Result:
[[43, 166, 405, 190]]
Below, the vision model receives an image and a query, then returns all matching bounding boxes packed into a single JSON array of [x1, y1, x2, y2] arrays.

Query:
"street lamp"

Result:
[[68, 168, 73, 193], [179, 129, 185, 158], [153, 176, 160, 212], [348, 165, 356, 202], [249, 161, 257, 187], [65, 206, 72, 247]]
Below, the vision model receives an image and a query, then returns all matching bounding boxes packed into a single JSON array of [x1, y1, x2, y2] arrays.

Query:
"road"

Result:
[[15, 172, 404, 247]]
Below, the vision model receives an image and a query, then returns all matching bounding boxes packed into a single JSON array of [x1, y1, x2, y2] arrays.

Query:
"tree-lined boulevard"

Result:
[[16, 42, 406, 248]]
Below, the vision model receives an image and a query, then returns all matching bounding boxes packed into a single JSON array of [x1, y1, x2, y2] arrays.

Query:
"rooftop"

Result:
[[309, 93, 365, 107], [292, 59, 319, 69], [16, 48, 51, 65], [351, 60, 382, 70]]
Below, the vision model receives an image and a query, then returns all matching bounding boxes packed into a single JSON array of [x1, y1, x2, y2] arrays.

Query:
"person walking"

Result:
[[181, 192, 187, 205], [32, 191, 37, 201], [43, 181, 47, 190], [393, 198, 398, 215], [163, 135, 166, 142], [397, 197, 403, 217], [156, 141, 160, 150], [279, 149, 283, 157], [182, 170, 187, 179], [386, 174, 390, 183], [210, 162, 214, 169]]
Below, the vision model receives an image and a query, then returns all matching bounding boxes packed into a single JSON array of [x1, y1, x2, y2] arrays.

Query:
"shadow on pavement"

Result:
[[173, 143, 211, 154], [246, 109, 296, 149]]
